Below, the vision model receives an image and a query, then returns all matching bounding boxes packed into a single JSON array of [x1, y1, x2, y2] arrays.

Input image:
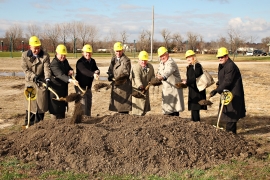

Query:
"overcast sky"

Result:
[[0, 0, 270, 43]]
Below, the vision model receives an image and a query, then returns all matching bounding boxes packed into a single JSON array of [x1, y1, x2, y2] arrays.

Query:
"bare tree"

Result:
[[108, 30, 118, 54], [227, 27, 245, 59], [58, 23, 70, 46], [171, 33, 183, 52], [43, 23, 60, 53], [120, 31, 129, 46], [88, 25, 99, 52], [5, 24, 23, 52], [77, 22, 90, 47], [26, 24, 41, 39], [186, 31, 198, 51], [137, 29, 151, 52], [261, 37, 270, 51], [160, 29, 171, 48], [68, 21, 79, 53], [197, 35, 205, 54], [216, 37, 228, 48]]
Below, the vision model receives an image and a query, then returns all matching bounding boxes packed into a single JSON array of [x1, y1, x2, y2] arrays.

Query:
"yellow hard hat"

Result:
[[82, 44, 92, 53], [157, 46, 168, 57], [29, 36, 41, 46], [216, 47, 228, 57], [114, 42, 123, 51], [56, 44, 67, 55], [185, 50, 195, 58], [138, 51, 149, 61]]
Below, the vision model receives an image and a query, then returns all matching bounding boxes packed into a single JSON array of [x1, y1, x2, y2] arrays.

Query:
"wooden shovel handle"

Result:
[[72, 75, 85, 93]]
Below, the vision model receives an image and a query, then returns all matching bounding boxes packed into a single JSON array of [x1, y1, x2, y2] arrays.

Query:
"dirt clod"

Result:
[[93, 82, 111, 91]]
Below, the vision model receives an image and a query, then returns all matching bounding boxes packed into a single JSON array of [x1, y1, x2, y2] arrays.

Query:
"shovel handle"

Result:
[[71, 76, 86, 94], [39, 81, 60, 99], [26, 93, 31, 129], [142, 82, 151, 94], [216, 99, 225, 129]]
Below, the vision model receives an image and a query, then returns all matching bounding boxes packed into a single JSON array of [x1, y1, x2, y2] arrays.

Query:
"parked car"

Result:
[[253, 50, 267, 56], [246, 51, 253, 56]]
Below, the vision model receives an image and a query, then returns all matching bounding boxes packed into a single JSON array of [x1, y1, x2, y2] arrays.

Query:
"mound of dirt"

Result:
[[0, 114, 260, 178]]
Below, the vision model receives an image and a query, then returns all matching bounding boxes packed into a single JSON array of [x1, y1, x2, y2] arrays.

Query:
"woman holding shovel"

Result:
[[131, 51, 155, 116], [48, 44, 78, 119], [181, 50, 207, 122]]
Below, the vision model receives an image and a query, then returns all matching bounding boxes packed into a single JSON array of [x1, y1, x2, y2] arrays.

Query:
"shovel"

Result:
[[132, 82, 151, 98], [38, 81, 66, 101], [214, 98, 225, 130], [24, 86, 36, 129], [198, 95, 213, 106], [175, 82, 188, 89], [213, 89, 233, 130], [71, 75, 86, 94]]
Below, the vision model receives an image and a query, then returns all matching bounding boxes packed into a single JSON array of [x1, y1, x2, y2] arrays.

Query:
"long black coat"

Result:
[[186, 63, 207, 110], [48, 56, 73, 114], [216, 58, 246, 122]]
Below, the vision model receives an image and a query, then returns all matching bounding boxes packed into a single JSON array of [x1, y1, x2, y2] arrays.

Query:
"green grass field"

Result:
[[1, 51, 269, 62]]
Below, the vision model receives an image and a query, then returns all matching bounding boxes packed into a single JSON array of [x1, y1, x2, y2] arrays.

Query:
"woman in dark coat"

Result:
[[49, 44, 78, 119], [210, 47, 246, 134], [182, 50, 207, 121]]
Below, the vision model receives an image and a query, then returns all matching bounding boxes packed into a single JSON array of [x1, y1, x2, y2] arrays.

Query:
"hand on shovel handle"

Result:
[[71, 76, 85, 94]]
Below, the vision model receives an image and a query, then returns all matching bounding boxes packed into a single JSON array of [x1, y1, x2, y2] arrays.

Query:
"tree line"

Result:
[[1, 21, 270, 55]]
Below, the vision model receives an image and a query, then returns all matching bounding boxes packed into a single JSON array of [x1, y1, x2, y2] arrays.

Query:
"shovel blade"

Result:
[[198, 100, 213, 106]]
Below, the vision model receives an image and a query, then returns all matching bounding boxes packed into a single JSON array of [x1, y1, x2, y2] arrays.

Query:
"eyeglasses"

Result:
[[218, 55, 226, 59]]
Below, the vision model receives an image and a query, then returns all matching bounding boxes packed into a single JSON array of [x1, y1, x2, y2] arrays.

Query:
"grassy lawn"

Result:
[[1, 156, 269, 180], [0, 51, 269, 62]]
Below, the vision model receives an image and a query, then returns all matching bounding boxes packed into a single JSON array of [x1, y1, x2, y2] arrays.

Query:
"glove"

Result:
[[45, 78, 50, 90], [33, 75, 40, 83], [138, 85, 145, 91], [107, 72, 114, 81], [71, 79, 79, 86], [94, 73, 99, 80], [210, 89, 217, 97]]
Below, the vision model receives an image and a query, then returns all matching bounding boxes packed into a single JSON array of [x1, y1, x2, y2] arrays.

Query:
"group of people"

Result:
[[21, 36, 100, 126], [21, 36, 246, 134]]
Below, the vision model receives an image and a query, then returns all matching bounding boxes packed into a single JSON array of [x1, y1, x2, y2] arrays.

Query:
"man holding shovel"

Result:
[[21, 36, 51, 127], [210, 47, 246, 134], [75, 44, 100, 117], [107, 42, 132, 114], [131, 51, 155, 116], [156, 47, 185, 116], [48, 44, 78, 119]]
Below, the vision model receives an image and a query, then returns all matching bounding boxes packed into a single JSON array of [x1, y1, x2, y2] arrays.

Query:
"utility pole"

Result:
[[150, 6, 154, 61]]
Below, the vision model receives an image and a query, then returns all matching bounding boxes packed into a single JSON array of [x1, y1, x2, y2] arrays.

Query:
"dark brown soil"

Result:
[[0, 114, 261, 178], [93, 82, 111, 92]]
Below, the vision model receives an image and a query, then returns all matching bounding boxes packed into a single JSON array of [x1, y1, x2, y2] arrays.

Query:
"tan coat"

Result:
[[21, 50, 51, 113], [131, 63, 155, 116], [158, 57, 185, 114], [108, 54, 132, 112]]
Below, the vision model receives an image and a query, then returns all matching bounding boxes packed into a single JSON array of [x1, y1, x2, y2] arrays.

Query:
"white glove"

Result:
[[94, 73, 99, 80], [70, 79, 79, 86]]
